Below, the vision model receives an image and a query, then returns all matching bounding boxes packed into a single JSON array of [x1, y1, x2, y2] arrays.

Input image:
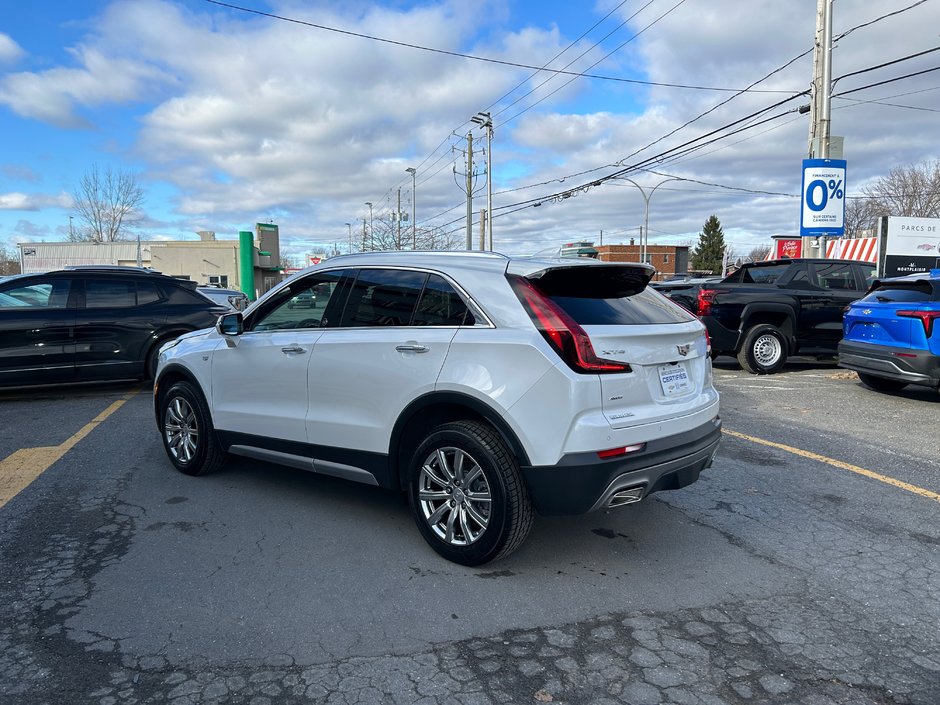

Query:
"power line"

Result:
[[496, 0, 690, 129], [202, 0, 798, 94], [833, 65, 940, 98]]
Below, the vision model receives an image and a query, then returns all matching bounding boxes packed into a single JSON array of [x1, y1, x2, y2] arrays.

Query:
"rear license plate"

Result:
[[658, 362, 692, 397]]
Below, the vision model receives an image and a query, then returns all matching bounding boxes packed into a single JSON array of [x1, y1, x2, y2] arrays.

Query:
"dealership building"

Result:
[[17, 223, 284, 300]]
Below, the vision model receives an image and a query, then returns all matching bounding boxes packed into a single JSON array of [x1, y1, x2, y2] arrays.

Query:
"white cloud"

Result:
[[0, 43, 168, 128], [2, 0, 939, 257], [0, 192, 72, 211], [0, 33, 24, 64]]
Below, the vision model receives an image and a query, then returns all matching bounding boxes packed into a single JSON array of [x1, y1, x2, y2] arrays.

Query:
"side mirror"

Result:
[[217, 312, 244, 336]]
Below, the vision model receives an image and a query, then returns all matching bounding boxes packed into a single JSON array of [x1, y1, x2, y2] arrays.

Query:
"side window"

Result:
[[137, 281, 162, 305], [339, 269, 427, 327], [858, 265, 877, 289], [0, 279, 71, 309], [85, 279, 136, 308], [414, 274, 473, 326], [785, 268, 816, 289], [741, 263, 791, 284], [251, 271, 344, 332], [812, 263, 855, 290]]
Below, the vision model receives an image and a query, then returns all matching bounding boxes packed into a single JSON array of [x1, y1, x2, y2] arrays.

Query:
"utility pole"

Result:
[[406, 167, 417, 249], [806, 0, 834, 258], [479, 209, 487, 250], [465, 131, 474, 251], [471, 112, 494, 250], [362, 218, 367, 252], [345, 222, 352, 253], [807, 0, 833, 160]]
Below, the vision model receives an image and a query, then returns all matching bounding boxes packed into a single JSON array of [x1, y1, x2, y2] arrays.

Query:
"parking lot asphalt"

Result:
[[1, 361, 938, 704]]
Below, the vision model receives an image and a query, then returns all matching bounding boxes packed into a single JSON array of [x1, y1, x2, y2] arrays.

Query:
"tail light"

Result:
[[703, 328, 711, 356], [698, 288, 718, 316], [507, 274, 631, 374], [897, 310, 940, 338]]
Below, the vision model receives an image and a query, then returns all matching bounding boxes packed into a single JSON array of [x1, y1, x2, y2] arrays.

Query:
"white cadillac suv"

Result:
[[154, 251, 720, 565]]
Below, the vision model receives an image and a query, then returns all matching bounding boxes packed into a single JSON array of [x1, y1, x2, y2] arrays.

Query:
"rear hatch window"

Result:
[[525, 264, 693, 325]]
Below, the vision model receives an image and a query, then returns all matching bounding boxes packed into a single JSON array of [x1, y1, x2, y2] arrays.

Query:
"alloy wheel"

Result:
[[164, 396, 199, 464], [418, 446, 492, 546]]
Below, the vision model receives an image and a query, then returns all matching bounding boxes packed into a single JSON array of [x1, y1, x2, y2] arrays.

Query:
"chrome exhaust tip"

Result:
[[607, 486, 645, 508]]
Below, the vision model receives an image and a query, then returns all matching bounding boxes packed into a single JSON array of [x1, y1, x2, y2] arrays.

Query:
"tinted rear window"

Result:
[[549, 288, 694, 325], [861, 283, 935, 303]]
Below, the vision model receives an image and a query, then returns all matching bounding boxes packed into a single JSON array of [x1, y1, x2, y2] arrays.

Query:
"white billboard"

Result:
[[881, 216, 940, 276]]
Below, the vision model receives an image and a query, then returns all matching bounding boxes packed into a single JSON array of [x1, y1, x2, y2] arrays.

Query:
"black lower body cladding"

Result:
[[521, 417, 722, 516]]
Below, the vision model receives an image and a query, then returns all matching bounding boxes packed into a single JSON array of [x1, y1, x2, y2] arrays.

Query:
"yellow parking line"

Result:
[[0, 389, 139, 509], [725, 429, 940, 503]]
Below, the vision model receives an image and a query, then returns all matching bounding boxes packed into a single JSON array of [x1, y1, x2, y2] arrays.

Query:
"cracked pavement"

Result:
[[1, 367, 938, 704]]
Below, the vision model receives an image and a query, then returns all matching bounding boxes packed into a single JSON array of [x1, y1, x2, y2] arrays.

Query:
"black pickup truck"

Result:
[[698, 258, 876, 373]]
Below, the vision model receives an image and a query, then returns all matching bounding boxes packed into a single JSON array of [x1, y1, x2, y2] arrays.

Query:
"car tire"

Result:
[[857, 372, 908, 393], [407, 420, 534, 566], [737, 324, 788, 374], [159, 381, 226, 476]]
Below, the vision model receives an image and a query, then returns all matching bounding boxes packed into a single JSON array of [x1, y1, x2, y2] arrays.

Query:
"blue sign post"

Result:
[[800, 158, 847, 238]]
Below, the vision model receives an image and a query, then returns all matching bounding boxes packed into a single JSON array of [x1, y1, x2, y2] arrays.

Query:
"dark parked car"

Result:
[[0, 266, 228, 387], [839, 270, 940, 393], [650, 277, 722, 314]]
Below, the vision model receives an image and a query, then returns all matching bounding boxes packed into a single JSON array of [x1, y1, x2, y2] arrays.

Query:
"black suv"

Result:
[[0, 266, 228, 387]]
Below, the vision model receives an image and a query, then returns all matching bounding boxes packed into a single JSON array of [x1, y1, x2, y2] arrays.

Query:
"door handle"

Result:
[[281, 345, 307, 355], [396, 344, 429, 353]]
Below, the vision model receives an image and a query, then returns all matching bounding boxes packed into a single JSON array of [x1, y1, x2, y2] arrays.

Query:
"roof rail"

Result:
[[62, 265, 162, 274]]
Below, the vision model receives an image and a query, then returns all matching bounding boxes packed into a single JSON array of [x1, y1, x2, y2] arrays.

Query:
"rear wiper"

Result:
[[874, 295, 894, 302]]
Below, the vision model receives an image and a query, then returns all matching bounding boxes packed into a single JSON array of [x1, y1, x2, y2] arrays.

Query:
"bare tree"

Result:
[[361, 214, 462, 252], [862, 159, 940, 220], [748, 244, 772, 262], [0, 244, 21, 275], [71, 165, 144, 242], [843, 197, 879, 238]]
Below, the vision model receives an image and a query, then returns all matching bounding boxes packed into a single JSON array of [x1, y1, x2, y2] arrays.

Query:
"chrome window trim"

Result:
[[243, 265, 495, 334]]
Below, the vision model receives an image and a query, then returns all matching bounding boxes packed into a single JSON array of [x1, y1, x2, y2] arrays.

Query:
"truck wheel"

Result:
[[738, 324, 788, 374], [857, 373, 908, 393]]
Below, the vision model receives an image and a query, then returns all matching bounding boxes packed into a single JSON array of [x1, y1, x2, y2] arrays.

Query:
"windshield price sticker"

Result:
[[659, 363, 692, 397]]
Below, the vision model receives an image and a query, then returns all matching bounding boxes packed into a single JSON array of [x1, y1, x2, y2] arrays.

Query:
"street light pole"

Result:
[[345, 222, 352, 253], [620, 177, 682, 264], [405, 167, 416, 249], [364, 202, 373, 250]]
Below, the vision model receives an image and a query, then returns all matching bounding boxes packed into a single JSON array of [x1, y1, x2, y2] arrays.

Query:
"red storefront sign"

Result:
[[775, 238, 802, 259]]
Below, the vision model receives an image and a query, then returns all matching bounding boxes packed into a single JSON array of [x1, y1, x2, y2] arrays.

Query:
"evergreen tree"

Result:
[[690, 215, 726, 274]]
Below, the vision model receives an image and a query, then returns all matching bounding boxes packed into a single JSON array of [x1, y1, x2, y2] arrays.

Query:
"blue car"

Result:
[[838, 269, 940, 393]]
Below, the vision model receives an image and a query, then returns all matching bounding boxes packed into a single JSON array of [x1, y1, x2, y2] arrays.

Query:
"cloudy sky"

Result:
[[1, 0, 938, 263]]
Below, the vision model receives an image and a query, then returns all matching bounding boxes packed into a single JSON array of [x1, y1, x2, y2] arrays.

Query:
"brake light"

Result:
[[507, 275, 631, 374], [698, 288, 718, 316], [897, 310, 940, 337]]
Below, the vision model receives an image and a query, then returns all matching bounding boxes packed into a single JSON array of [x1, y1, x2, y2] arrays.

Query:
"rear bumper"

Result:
[[838, 340, 940, 387], [521, 416, 722, 516]]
